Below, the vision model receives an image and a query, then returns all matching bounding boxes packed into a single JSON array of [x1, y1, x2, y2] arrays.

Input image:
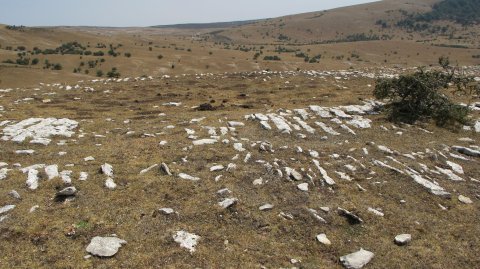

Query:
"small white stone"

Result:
[[316, 233, 331, 245], [210, 165, 225, 172], [216, 188, 231, 196], [259, 204, 274, 211], [218, 198, 238, 209], [233, 143, 245, 152], [8, 190, 21, 199], [193, 139, 217, 146], [320, 207, 330, 213], [173, 230, 200, 253], [340, 248, 374, 269], [458, 195, 473, 204], [178, 173, 200, 181], [29, 205, 39, 213], [101, 163, 114, 177], [394, 234, 412, 246], [105, 178, 117, 190], [86, 236, 127, 257], [158, 208, 176, 215], [367, 207, 384, 217], [79, 172, 88, 181], [0, 205, 15, 214], [297, 183, 309, 192], [45, 165, 59, 180], [253, 178, 263, 185]]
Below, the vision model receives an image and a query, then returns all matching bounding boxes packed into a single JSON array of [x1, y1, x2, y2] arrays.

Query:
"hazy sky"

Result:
[[0, 0, 379, 27]]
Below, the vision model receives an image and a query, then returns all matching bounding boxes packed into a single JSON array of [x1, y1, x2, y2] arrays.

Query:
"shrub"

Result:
[[374, 57, 479, 128], [157, 54, 163, 59], [124, 52, 131, 57], [263, 55, 281, 61], [31, 58, 39, 65], [52, 63, 63, 70], [93, 51, 104, 56], [16, 58, 30, 65], [107, 67, 120, 78], [96, 70, 104, 77]]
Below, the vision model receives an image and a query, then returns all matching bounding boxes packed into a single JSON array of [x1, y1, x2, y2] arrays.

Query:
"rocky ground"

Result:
[[0, 69, 479, 268]]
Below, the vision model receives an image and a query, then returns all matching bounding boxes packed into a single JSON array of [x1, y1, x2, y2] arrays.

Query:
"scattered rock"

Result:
[[338, 207, 363, 224], [160, 163, 172, 176], [26, 169, 39, 190], [84, 156, 95, 162], [101, 163, 114, 177], [316, 233, 331, 245], [178, 173, 200, 181], [157, 208, 176, 215], [297, 183, 309, 192], [86, 236, 127, 257], [193, 138, 217, 146], [367, 207, 384, 217], [218, 198, 238, 209], [140, 164, 158, 175], [105, 178, 117, 190], [452, 146, 480, 157], [340, 248, 374, 269], [394, 234, 412, 246], [0, 205, 15, 214], [210, 165, 224, 172], [458, 195, 473, 204], [173, 230, 200, 252], [45, 165, 59, 180], [56, 186, 77, 197], [259, 204, 274, 211], [8, 190, 21, 200]]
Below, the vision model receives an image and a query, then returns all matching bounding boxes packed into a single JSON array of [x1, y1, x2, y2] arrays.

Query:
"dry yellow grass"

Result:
[[0, 71, 479, 268]]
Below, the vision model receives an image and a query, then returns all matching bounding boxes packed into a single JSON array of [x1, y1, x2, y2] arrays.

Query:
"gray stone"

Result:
[[316, 233, 331, 245], [86, 236, 127, 257], [340, 248, 374, 269], [458, 195, 473, 204], [8, 190, 21, 200], [297, 183, 309, 192], [160, 163, 172, 176], [0, 205, 15, 214], [338, 207, 363, 224], [218, 198, 238, 209], [56, 186, 77, 197], [259, 204, 274, 211], [101, 163, 114, 177], [173, 230, 200, 253], [394, 234, 412, 246]]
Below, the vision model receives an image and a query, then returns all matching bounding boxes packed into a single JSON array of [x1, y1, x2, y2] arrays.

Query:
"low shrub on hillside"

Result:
[[374, 57, 479, 128]]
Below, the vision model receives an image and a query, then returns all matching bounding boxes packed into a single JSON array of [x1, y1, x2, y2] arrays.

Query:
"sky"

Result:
[[0, 0, 379, 27]]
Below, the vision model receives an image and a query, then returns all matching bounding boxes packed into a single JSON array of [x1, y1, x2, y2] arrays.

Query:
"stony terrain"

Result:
[[0, 68, 479, 268]]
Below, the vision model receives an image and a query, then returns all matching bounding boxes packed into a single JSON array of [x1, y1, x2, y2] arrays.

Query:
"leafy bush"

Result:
[[124, 52, 132, 57], [52, 63, 63, 70], [374, 57, 479, 128], [263, 55, 281, 61], [107, 67, 120, 78], [31, 58, 39, 65], [96, 70, 104, 77]]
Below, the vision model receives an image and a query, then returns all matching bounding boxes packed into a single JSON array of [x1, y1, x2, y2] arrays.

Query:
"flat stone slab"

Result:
[[340, 248, 374, 269], [86, 236, 127, 257], [173, 230, 200, 253]]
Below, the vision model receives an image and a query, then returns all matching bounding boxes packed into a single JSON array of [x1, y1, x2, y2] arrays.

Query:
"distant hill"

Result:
[[401, 0, 480, 26], [151, 20, 258, 30]]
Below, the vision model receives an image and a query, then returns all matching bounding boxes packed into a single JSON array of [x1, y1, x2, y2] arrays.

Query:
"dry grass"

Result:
[[0, 71, 479, 268]]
